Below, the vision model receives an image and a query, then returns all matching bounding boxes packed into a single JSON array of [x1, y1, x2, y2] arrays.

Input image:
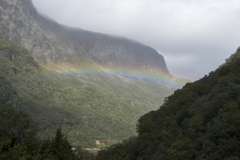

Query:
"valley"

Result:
[[1, 0, 240, 160], [0, 14, 183, 147], [0, 0, 186, 152]]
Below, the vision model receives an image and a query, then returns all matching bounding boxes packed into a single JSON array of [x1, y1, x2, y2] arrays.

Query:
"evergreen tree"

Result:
[[52, 128, 81, 160]]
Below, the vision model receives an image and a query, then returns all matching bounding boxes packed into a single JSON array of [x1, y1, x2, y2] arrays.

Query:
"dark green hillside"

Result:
[[0, 106, 88, 159], [96, 47, 240, 160], [0, 105, 36, 143], [0, 34, 174, 147]]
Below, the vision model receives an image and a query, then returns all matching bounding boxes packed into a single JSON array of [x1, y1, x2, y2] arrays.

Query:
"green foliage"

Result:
[[0, 105, 36, 143], [0, 73, 16, 105], [0, 129, 84, 160], [0, 33, 174, 147], [96, 50, 240, 159], [0, 34, 40, 77], [0, 106, 85, 159], [51, 128, 74, 159], [224, 47, 240, 65]]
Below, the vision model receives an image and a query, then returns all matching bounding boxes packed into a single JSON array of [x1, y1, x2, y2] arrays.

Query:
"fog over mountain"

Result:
[[32, 0, 240, 80]]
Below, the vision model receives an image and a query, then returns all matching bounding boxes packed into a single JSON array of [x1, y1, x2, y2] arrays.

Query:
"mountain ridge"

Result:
[[0, 0, 185, 84]]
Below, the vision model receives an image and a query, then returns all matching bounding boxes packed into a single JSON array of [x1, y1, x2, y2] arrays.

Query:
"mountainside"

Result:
[[96, 47, 240, 160], [0, 0, 187, 147], [0, 0, 174, 78], [0, 33, 174, 147]]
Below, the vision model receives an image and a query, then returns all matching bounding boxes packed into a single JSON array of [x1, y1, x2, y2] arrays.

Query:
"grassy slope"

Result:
[[0, 34, 174, 147]]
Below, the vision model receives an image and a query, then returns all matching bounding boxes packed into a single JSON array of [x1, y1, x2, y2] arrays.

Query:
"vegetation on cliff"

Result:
[[96, 47, 240, 160], [0, 33, 174, 147]]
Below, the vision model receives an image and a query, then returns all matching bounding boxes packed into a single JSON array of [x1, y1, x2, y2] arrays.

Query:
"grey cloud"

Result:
[[32, 0, 240, 80]]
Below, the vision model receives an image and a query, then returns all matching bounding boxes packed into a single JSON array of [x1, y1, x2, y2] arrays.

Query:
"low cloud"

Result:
[[32, 0, 240, 80]]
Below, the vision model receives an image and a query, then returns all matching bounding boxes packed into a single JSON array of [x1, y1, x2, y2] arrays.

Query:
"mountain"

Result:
[[0, 0, 173, 78], [96, 47, 240, 160], [0, 0, 187, 147]]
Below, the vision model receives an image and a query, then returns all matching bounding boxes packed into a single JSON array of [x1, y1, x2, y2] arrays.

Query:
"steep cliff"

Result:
[[0, 0, 169, 76]]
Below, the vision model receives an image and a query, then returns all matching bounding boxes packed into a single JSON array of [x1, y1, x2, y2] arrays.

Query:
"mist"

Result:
[[32, 0, 240, 80]]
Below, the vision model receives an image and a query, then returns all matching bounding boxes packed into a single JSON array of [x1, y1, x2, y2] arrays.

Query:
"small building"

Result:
[[95, 140, 101, 145]]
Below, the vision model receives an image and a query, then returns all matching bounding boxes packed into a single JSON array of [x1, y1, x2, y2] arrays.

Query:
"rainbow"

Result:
[[39, 63, 189, 88]]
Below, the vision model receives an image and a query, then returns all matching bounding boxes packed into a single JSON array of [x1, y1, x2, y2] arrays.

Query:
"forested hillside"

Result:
[[96, 47, 240, 160], [0, 0, 187, 148], [0, 33, 175, 147], [0, 105, 96, 159]]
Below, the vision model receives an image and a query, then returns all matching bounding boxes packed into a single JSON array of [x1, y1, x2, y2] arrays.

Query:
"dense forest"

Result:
[[0, 105, 95, 160], [96, 47, 240, 160]]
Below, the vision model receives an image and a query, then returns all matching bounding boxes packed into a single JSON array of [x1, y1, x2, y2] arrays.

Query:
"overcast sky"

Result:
[[32, 0, 240, 81]]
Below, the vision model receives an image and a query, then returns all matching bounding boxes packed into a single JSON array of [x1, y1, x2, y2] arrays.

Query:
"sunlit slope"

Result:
[[0, 34, 174, 147]]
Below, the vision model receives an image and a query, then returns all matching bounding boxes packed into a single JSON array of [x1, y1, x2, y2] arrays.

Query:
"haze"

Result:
[[32, 0, 240, 81]]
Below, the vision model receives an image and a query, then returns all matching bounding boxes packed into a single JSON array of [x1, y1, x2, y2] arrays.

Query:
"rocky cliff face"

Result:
[[0, 0, 169, 75]]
